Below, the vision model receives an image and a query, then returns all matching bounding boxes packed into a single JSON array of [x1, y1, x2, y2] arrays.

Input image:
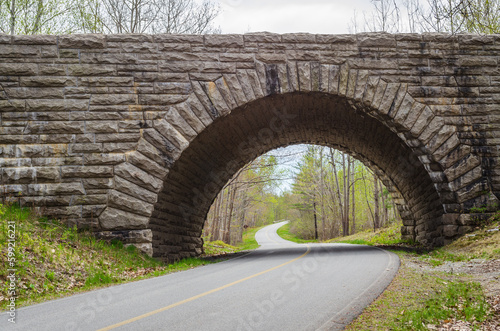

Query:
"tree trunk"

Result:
[[373, 174, 380, 230], [351, 163, 356, 235], [225, 184, 237, 244], [381, 185, 388, 227], [330, 149, 344, 236], [313, 200, 318, 240], [342, 154, 351, 236], [10, 0, 16, 35], [318, 148, 327, 240]]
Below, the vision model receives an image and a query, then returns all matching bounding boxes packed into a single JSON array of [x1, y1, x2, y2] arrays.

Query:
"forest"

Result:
[[203, 145, 401, 244]]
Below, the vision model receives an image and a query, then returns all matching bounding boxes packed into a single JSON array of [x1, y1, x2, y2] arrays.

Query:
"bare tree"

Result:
[[351, 0, 500, 34], [0, 0, 72, 34], [364, 0, 402, 32], [72, 0, 220, 34], [0, 0, 220, 35]]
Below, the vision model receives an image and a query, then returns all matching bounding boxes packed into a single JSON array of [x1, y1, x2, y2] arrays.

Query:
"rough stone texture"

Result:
[[1, 32, 499, 260]]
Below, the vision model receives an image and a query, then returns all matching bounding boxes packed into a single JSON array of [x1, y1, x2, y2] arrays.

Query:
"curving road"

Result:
[[2, 221, 399, 331]]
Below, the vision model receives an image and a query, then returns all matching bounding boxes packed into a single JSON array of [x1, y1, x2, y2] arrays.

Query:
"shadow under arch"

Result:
[[150, 92, 449, 261]]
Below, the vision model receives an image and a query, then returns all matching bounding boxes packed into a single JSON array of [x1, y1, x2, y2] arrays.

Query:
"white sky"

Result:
[[215, 0, 374, 34]]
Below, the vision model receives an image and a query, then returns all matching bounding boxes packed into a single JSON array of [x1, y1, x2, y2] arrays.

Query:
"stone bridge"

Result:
[[0, 32, 499, 261]]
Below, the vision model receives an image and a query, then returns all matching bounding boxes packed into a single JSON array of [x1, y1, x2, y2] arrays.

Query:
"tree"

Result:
[[0, 0, 72, 34], [350, 0, 500, 34], [71, 0, 220, 34], [0, 0, 220, 35]]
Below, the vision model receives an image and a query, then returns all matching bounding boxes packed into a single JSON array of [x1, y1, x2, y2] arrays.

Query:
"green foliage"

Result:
[[401, 282, 491, 330]]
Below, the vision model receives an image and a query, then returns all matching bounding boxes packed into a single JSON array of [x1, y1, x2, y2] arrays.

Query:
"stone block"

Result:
[[70, 143, 103, 153], [205, 34, 244, 47], [358, 32, 396, 47], [443, 225, 459, 237], [126, 151, 169, 179], [99, 207, 149, 230], [458, 213, 490, 226], [41, 182, 85, 196], [114, 162, 163, 193], [2, 167, 35, 184], [25, 121, 84, 134], [59, 34, 105, 48], [154, 34, 203, 44], [153, 119, 189, 151], [115, 176, 158, 204], [68, 64, 115, 76], [27, 100, 88, 112], [0, 63, 38, 76], [441, 213, 460, 225], [0, 45, 38, 57], [82, 178, 114, 190], [108, 190, 154, 217], [61, 165, 113, 178], [102, 142, 136, 153], [95, 133, 140, 143]]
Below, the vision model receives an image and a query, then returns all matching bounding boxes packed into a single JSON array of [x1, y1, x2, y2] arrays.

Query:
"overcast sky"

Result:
[[215, 0, 374, 34]]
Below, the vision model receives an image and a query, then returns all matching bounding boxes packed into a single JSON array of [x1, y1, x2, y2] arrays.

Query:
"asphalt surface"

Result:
[[2, 221, 399, 331]]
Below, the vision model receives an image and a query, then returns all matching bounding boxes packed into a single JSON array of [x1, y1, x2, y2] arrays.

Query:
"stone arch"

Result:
[[141, 55, 470, 259], [94, 58, 499, 260]]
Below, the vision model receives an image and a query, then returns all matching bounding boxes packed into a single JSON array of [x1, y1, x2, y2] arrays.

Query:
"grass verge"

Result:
[[0, 203, 270, 310], [276, 222, 318, 243], [342, 214, 500, 330], [327, 222, 410, 246], [0, 203, 214, 309], [235, 225, 266, 251]]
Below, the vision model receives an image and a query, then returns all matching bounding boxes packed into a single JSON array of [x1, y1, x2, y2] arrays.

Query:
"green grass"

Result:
[[327, 222, 410, 246], [401, 282, 491, 330], [202, 240, 240, 256], [345, 262, 447, 330], [0, 203, 213, 309], [276, 222, 318, 243], [346, 262, 493, 330]]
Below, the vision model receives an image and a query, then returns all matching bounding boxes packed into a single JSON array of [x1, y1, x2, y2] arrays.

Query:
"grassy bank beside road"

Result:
[[0, 203, 263, 310], [325, 216, 500, 330]]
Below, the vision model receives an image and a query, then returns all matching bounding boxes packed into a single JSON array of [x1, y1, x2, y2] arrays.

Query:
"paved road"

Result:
[[2, 221, 399, 331]]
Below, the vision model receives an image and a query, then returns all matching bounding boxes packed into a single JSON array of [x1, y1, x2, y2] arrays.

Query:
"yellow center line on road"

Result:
[[98, 245, 311, 331]]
